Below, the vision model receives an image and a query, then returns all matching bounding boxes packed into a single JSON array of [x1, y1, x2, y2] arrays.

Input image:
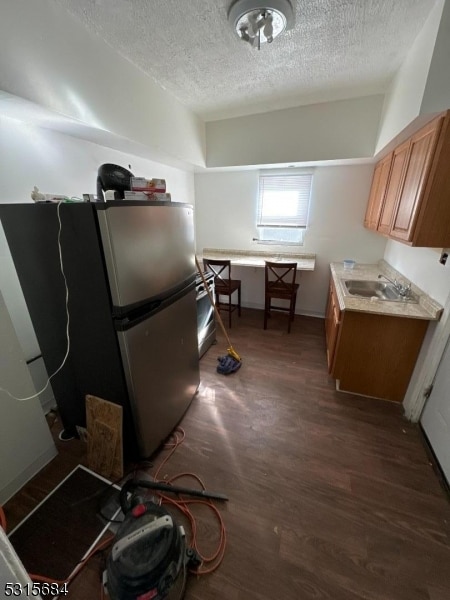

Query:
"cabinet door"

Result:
[[364, 162, 382, 229], [325, 285, 334, 363], [364, 153, 393, 230], [325, 283, 340, 372], [390, 117, 443, 242], [378, 140, 409, 235]]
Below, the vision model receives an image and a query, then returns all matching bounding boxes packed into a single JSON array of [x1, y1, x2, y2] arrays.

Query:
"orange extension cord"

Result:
[[152, 427, 227, 575], [0, 427, 227, 595]]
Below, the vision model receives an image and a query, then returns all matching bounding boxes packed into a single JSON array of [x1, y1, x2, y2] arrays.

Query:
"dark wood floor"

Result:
[[4, 309, 450, 599]]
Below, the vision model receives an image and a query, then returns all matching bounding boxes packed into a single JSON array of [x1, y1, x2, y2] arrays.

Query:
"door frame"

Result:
[[404, 291, 450, 421]]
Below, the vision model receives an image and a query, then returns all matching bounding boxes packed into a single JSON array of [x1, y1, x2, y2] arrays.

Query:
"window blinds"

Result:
[[257, 173, 312, 228]]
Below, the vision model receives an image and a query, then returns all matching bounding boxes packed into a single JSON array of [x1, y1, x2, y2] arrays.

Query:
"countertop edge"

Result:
[[202, 247, 316, 259], [199, 248, 316, 271]]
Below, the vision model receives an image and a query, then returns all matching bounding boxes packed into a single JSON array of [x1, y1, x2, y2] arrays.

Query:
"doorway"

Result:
[[421, 334, 450, 485]]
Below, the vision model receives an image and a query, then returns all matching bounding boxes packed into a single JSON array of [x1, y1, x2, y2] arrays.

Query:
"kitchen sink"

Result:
[[342, 280, 419, 303]]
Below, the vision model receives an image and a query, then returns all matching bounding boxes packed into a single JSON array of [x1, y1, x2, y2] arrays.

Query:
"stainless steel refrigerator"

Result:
[[0, 201, 200, 459]]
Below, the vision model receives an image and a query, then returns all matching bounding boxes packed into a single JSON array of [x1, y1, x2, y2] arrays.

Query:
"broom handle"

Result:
[[195, 255, 234, 349]]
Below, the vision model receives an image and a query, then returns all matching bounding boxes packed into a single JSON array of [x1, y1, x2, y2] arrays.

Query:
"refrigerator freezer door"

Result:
[[117, 286, 199, 458], [97, 202, 196, 311]]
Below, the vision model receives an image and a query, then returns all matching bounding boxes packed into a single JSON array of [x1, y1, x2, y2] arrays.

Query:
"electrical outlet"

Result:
[[439, 249, 449, 265], [76, 425, 88, 443]]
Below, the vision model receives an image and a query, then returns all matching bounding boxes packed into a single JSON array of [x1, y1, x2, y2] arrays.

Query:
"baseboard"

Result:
[[0, 445, 58, 505], [27, 357, 55, 414], [335, 380, 401, 405], [243, 302, 324, 319], [40, 398, 57, 415], [296, 309, 325, 319], [419, 425, 450, 500]]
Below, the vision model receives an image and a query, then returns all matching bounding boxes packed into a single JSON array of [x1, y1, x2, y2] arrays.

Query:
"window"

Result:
[[256, 171, 313, 245]]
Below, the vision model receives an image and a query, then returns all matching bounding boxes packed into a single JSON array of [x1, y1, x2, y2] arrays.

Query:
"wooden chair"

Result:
[[264, 261, 299, 333], [203, 259, 241, 328]]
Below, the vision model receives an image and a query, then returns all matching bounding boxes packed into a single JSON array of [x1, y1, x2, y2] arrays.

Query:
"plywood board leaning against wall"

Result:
[[86, 395, 123, 480]]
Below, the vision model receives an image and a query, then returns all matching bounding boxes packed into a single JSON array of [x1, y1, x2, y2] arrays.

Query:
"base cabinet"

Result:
[[328, 308, 428, 403]]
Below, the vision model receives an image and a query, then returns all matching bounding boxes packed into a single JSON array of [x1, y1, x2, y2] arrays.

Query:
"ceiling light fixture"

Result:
[[228, 0, 294, 50]]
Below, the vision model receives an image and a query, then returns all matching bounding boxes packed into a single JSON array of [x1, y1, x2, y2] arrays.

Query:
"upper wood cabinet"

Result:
[[364, 153, 392, 231], [378, 143, 409, 235], [365, 111, 450, 246], [390, 117, 443, 242]]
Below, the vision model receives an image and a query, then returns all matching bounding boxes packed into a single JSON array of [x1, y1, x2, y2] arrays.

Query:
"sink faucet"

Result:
[[378, 274, 411, 297]]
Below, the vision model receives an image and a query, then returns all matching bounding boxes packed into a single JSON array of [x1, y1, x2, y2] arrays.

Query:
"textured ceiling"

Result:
[[57, 0, 437, 121]]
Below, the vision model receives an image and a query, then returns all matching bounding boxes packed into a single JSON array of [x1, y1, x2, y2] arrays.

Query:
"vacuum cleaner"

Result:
[[104, 501, 196, 600], [104, 479, 227, 600]]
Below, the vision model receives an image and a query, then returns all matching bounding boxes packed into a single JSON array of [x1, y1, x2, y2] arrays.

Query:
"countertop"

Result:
[[199, 248, 316, 271], [330, 260, 443, 321]]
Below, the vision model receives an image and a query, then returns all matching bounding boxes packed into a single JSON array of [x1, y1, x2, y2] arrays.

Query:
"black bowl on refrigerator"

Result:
[[97, 164, 134, 201]]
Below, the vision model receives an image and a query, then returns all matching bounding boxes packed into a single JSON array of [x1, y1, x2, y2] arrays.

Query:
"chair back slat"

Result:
[[203, 258, 241, 328], [203, 259, 232, 290], [264, 261, 299, 333], [265, 261, 297, 292]]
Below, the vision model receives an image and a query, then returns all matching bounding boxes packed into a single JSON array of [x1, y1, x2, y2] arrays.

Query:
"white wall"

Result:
[[0, 116, 195, 362], [376, 0, 444, 153], [206, 95, 384, 168], [0, 0, 205, 168], [383, 240, 450, 415], [384, 241, 450, 307], [421, 0, 450, 114], [0, 290, 57, 505], [195, 165, 387, 316]]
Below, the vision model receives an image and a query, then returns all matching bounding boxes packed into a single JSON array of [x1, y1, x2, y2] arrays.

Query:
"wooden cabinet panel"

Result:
[[414, 115, 450, 246], [363, 111, 450, 247], [377, 140, 409, 235], [324, 284, 333, 368], [390, 117, 443, 241], [364, 162, 382, 230], [332, 311, 428, 402], [364, 153, 392, 231], [324, 281, 340, 372]]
